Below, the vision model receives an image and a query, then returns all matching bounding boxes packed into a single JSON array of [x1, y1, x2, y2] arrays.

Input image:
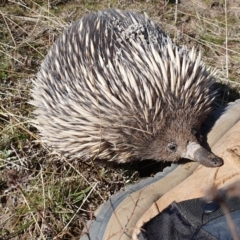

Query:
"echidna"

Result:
[[31, 9, 223, 167]]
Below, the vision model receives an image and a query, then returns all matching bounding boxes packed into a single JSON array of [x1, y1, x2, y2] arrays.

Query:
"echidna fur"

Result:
[[31, 9, 223, 167]]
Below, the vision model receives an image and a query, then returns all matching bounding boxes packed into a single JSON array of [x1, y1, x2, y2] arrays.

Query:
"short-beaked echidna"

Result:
[[31, 9, 223, 167]]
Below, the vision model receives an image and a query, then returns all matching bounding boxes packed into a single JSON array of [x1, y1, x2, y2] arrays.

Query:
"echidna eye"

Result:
[[167, 143, 177, 152]]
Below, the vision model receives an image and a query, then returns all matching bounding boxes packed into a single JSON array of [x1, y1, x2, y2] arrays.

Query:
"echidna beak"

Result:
[[183, 142, 224, 168]]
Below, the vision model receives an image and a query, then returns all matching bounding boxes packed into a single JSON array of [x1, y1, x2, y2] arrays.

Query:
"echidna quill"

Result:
[[31, 9, 223, 168]]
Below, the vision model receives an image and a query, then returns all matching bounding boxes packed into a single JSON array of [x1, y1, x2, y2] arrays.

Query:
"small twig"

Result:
[[174, 0, 179, 41], [224, 0, 229, 80], [0, 109, 40, 141], [18, 185, 46, 240], [0, 10, 16, 46], [0, 49, 23, 64], [62, 182, 98, 231], [222, 0, 230, 104], [40, 165, 46, 217], [63, 159, 104, 201], [8, 0, 66, 27], [174, 0, 179, 25]]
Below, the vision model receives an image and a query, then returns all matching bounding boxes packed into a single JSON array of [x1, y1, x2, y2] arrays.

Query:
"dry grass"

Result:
[[0, 0, 240, 239]]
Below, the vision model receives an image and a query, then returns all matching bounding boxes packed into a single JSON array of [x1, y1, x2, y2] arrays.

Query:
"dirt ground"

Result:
[[0, 0, 240, 239]]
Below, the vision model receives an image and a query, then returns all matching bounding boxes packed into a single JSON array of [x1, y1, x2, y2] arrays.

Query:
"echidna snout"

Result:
[[31, 9, 224, 168], [183, 142, 223, 167]]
